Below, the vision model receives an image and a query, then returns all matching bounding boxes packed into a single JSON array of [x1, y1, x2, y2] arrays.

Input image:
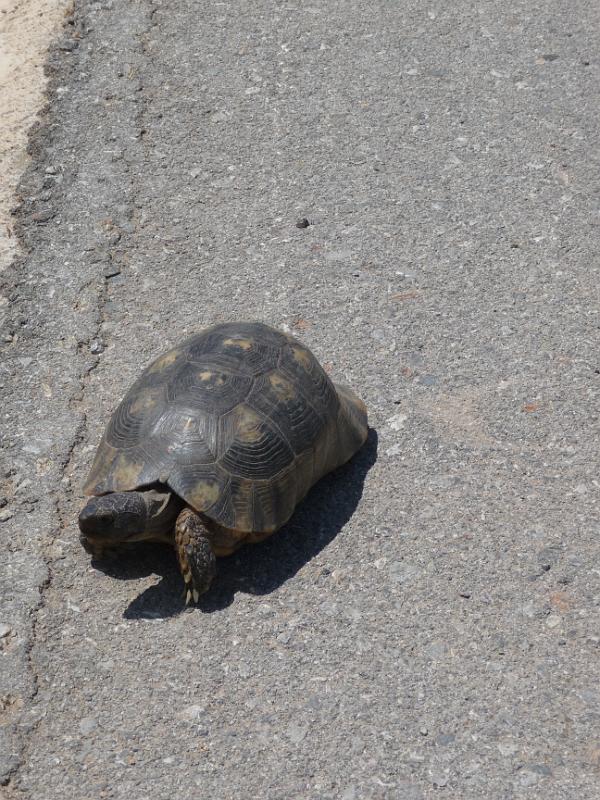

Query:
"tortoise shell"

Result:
[[84, 322, 368, 536]]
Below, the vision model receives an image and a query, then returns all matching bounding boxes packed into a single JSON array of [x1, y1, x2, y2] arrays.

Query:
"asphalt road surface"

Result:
[[1, 1, 599, 798]]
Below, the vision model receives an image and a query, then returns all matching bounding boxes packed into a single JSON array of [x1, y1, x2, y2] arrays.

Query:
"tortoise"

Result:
[[78, 321, 368, 603]]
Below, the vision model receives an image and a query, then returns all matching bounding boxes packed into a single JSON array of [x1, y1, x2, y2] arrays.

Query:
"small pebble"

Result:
[[430, 770, 448, 788], [525, 763, 552, 777], [287, 722, 309, 743], [0, 509, 13, 522], [537, 545, 561, 571], [90, 339, 105, 354], [238, 662, 251, 678], [459, 590, 471, 599], [0, 623, 12, 638], [79, 716, 98, 735], [30, 209, 55, 223], [388, 412, 408, 431], [296, 218, 310, 228], [176, 704, 204, 722]]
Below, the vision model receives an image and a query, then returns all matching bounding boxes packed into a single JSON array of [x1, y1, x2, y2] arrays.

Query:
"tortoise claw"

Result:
[[184, 587, 201, 606]]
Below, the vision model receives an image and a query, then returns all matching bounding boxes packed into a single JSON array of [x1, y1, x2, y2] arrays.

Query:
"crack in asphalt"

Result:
[[0, 11, 91, 792], [0, 0, 159, 789]]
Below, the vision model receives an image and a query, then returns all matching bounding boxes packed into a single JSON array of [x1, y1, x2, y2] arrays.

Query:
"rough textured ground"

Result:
[[1, 1, 599, 798], [0, 0, 68, 270]]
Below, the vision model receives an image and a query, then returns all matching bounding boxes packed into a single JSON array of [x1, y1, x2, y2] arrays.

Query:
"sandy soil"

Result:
[[0, 0, 68, 270]]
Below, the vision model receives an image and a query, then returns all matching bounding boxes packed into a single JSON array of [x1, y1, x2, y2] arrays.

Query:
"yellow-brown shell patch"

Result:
[[352, 395, 367, 415], [268, 372, 296, 401], [187, 479, 221, 511], [291, 345, 312, 370], [83, 448, 113, 495], [197, 370, 226, 386], [234, 405, 264, 443], [223, 337, 253, 350], [111, 453, 146, 489], [129, 386, 162, 415], [147, 348, 181, 373], [231, 479, 254, 531]]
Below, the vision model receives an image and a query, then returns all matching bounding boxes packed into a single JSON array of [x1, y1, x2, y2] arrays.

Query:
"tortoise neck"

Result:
[[142, 489, 183, 537]]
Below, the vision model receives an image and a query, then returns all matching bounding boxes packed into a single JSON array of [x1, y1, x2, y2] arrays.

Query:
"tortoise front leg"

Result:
[[175, 508, 217, 604]]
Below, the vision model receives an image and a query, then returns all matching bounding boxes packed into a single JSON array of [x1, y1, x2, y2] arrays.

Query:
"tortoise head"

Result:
[[78, 490, 180, 555]]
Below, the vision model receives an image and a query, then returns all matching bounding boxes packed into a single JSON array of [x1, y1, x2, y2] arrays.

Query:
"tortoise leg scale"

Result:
[[174, 508, 217, 604]]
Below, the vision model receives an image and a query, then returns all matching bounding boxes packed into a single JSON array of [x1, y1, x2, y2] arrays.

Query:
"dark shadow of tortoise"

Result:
[[93, 427, 377, 619]]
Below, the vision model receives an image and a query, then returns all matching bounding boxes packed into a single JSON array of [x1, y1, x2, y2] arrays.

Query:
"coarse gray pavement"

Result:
[[1, 0, 599, 797]]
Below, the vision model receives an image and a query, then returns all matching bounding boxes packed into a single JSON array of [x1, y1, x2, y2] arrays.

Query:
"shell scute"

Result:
[[246, 371, 325, 457], [278, 342, 339, 422], [218, 403, 295, 480], [186, 325, 280, 377]]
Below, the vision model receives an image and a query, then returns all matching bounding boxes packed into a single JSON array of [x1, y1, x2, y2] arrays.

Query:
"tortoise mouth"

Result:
[[78, 506, 114, 536]]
